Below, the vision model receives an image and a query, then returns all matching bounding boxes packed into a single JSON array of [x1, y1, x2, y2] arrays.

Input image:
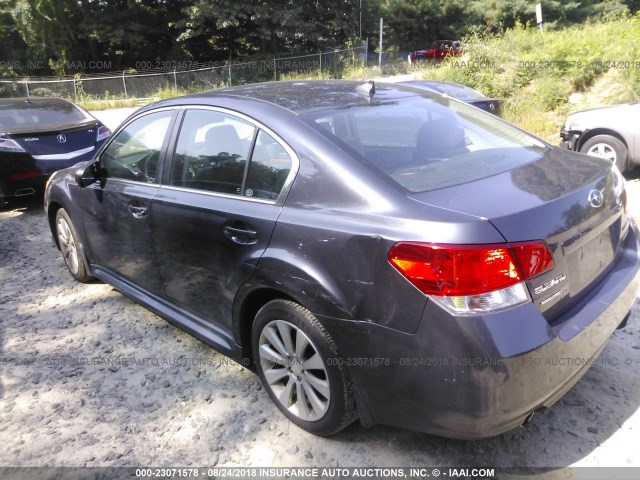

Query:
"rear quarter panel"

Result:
[[237, 115, 506, 334]]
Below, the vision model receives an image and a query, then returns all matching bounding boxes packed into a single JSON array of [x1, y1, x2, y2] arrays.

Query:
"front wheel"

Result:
[[55, 208, 92, 282], [252, 299, 357, 436], [580, 134, 629, 173]]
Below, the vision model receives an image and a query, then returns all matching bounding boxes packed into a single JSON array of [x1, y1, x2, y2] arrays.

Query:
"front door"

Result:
[[80, 109, 177, 295]]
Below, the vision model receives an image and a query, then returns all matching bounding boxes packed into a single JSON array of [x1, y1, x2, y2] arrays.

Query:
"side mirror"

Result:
[[75, 162, 101, 188]]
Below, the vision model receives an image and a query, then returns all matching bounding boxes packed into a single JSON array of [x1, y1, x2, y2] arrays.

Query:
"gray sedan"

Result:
[[560, 103, 640, 173], [45, 81, 640, 439]]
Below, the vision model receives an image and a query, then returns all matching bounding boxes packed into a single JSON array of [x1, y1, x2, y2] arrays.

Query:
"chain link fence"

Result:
[[0, 45, 369, 101]]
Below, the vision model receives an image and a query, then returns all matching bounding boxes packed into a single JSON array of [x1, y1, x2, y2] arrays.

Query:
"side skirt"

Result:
[[92, 266, 245, 364]]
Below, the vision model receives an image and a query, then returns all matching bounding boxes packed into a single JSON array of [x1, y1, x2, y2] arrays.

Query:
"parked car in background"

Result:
[[560, 103, 640, 173], [408, 40, 462, 65], [0, 97, 111, 205], [400, 80, 502, 116], [46, 81, 639, 439]]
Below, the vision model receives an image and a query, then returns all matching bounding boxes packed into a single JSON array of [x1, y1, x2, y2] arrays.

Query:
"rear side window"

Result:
[[170, 109, 293, 200], [245, 130, 293, 200], [171, 110, 255, 196], [305, 95, 546, 193]]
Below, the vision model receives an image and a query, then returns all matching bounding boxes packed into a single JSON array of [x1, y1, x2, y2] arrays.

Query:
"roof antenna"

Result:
[[357, 81, 375, 101]]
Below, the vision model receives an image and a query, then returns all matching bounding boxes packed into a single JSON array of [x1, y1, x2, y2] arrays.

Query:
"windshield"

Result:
[[304, 94, 546, 193]]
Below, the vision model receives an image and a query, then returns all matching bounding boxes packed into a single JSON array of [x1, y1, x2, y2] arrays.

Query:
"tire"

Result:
[[55, 208, 93, 282], [252, 299, 357, 436], [580, 134, 629, 173]]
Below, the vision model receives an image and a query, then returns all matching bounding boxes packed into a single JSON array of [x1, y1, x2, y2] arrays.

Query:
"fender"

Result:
[[232, 248, 355, 347]]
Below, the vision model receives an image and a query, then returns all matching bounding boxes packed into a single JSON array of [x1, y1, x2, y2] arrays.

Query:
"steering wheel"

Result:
[[140, 151, 159, 182]]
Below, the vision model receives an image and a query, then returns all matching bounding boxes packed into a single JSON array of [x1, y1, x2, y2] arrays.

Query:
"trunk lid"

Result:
[[410, 148, 629, 321], [10, 121, 100, 157]]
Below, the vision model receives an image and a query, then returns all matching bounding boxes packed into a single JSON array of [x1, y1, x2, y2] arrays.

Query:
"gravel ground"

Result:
[[1, 146, 640, 474]]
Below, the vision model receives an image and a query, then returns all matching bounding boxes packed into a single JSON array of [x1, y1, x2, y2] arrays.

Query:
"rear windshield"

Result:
[[426, 83, 484, 100], [304, 94, 546, 193], [0, 100, 87, 129]]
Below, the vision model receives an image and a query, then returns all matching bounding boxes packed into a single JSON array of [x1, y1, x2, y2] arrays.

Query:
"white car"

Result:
[[560, 103, 640, 173]]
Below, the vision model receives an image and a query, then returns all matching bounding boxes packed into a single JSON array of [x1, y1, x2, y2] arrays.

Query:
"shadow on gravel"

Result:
[[0, 193, 45, 214], [0, 194, 47, 402], [624, 167, 640, 181]]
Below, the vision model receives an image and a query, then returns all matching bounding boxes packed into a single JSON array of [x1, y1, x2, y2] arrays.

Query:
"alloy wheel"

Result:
[[586, 143, 617, 162], [258, 319, 330, 422], [57, 217, 79, 275]]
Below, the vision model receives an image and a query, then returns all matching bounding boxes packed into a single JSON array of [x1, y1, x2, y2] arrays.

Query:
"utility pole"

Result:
[[359, 0, 362, 39], [536, 3, 543, 33], [378, 18, 383, 70]]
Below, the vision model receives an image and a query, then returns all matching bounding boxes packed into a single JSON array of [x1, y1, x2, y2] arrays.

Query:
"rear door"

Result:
[[80, 108, 177, 295], [151, 107, 296, 330]]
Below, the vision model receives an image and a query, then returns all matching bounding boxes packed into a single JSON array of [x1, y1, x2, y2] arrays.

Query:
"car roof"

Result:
[[141, 80, 435, 115]]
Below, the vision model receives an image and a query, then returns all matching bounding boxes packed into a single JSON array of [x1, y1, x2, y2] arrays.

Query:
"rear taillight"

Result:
[[510, 242, 555, 279], [10, 172, 43, 180], [388, 241, 554, 315], [96, 125, 111, 142], [0, 138, 26, 153]]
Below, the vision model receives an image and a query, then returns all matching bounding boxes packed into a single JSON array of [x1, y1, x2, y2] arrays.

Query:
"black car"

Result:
[[0, 97, 110, 205], [45, 81, 640, 439], [401, 80, 503, 117]]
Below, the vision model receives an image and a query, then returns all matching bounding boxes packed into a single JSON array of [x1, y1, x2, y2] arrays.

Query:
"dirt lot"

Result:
[[1, 168, 640, 475]]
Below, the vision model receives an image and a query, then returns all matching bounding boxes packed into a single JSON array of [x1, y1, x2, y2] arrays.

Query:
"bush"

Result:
[[417, 17, 640, 138]]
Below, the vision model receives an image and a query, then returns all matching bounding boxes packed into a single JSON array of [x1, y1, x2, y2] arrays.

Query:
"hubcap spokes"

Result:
[[57, 218, 79, 274], [587, 143, 616, 162], [259, 319, 330, 422]]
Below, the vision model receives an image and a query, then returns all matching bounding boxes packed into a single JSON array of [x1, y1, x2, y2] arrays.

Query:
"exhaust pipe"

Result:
[[14, 188, 36, 196]]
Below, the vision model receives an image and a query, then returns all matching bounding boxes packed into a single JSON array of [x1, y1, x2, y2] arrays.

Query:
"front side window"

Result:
[[171, 109, 293, 200], [101, 110, 173, 183]]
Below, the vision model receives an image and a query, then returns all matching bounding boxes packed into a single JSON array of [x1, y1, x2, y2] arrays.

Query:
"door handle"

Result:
[[224, 226, 258, 245], [128, 204, 148, 219]]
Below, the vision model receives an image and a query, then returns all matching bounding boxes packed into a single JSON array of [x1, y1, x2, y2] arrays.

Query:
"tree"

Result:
[[7, 0, 88, 73], [79, 0, 192, 69], [178, 0, 359, 59], [0, 1, 23, 76]]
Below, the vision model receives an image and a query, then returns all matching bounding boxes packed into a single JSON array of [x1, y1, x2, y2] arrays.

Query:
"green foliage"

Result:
[[1, 0, 639, 79], [1, 0, 640, 144], [417, 16, 640, 139], [176, 0, 360, 59], [76, 96, 140, 111]]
